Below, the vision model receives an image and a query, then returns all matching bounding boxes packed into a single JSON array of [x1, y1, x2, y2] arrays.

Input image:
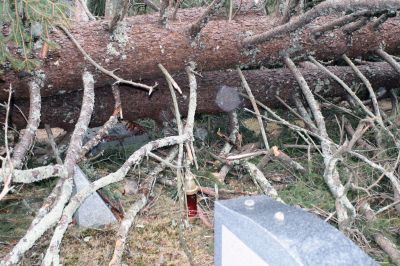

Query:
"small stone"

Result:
[[194, 127, 208, 142], [83, 236, 91, 242]]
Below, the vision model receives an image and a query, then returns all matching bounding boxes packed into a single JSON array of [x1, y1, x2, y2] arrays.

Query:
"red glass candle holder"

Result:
[[186, 193, 198, 218]]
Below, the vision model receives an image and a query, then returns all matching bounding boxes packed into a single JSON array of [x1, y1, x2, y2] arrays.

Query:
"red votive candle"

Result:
[[186, 193, 198, 218]]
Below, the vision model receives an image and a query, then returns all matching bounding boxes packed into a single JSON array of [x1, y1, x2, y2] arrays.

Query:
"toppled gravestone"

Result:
[[214, 195, 377, 266], [73, 166, 117, 228], [73, 122, 148, 227]]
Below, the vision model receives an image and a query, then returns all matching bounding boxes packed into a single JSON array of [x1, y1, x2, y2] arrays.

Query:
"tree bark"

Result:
[[1, 6, 400, 100], [6, 62, 400, 130]]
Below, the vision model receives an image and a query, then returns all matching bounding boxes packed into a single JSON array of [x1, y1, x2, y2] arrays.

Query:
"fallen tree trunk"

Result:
[[1, 5, 400, 100], [7, 62, 400, 130]]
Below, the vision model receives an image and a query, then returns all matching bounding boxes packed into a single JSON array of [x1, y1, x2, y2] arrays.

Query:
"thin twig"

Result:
[[45, 125, 63, 164], [147, 151, 179, 169], [342, 54, 382, 123], [158, 64, 183, 94], [375, 199, 400, 215], [276, 94, 318, 132], [389, 89, 399, 116], [376, 48, 400, 74], [238, 68, 269, 149], [217, 111, 239, 182], [108, 195, 146, 266], [309, 56, 375, 118]]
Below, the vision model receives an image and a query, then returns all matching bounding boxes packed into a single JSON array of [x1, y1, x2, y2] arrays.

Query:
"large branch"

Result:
[[1, 5, 400, 100], [6, 62, 400, 130]]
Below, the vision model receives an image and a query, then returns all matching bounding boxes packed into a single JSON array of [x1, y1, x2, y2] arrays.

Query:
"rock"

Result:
[[215, 195, 377, 266]]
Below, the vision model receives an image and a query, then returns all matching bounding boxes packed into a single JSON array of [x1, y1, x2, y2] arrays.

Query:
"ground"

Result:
[[0, 112, 399, 265], [0, 184, 214, 265]]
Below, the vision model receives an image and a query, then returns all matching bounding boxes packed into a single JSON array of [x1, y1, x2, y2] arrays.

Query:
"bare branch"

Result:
[[342, 54, 382, 123], [242, 161, 283, 202], [9, 165, 65, 183], [0, 86, 14, 201], [284, 55, 355, 231], [389, 89, 399, 116], [311, 10, 370, 36], [184, 63, 198, 135], [242, 0, 399, 46], [43, 134, 192, 265], [188, 0, 224, 37], [1, 72, 95, 266], [144, 0, 160, 11], [360, 202, 400, 265], [159, 0, 169, 24], [280, 0, 299, 24], [109, 148, 178, 265], [343, 118, 375, 150], [309, 56, 376, 118], [372, 11, 396, 30], [171, 0, 182, 20], [341, 17, 369, 34], [11, 78, 42, 169], [217, 112, 239, 182], [109, 0, 131, 32], [79, 85, 122, 159], [77, 0, 96, 21], [108, 195, 147, 266]]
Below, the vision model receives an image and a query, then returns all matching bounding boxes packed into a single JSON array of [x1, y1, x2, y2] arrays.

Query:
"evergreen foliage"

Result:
[[0, 0, 70, 73]]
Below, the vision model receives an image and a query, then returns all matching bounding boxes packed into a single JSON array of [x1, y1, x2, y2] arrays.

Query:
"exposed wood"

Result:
[[6, 62, 400, 130]]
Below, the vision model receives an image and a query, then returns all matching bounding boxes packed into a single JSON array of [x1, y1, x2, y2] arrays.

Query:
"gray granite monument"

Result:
[[214, 195, 377, 266]]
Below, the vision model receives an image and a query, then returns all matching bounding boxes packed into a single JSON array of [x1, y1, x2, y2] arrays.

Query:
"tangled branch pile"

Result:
[[1, 0, 400, 265]]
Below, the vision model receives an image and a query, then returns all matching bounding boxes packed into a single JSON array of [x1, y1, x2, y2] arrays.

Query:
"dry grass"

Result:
[[58, 187, 213, 266]]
